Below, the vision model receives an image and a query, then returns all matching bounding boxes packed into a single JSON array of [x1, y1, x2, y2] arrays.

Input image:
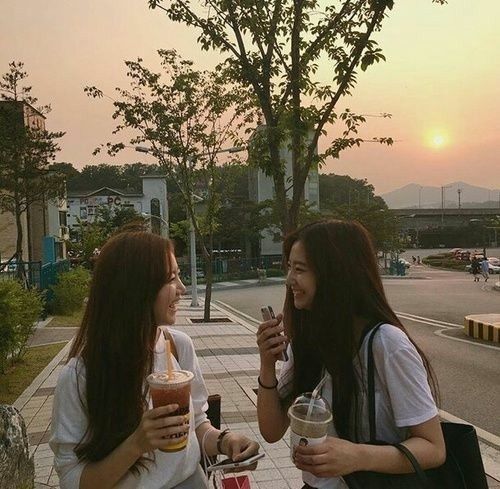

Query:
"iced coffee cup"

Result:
[[147, 370, 194, 452], [288, 393, 332, 456]]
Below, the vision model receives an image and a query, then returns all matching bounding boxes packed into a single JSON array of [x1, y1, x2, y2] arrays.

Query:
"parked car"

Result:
[[0, 259, 18, 273], [465, 258, 500, 274]]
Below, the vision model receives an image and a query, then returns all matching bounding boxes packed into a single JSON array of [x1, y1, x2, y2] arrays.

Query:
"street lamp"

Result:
[[135, 145, 246, 307]]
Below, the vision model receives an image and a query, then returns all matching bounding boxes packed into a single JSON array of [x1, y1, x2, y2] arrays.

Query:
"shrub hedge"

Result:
[[51, 267, 91, 315], [0, 280, 43, 373]]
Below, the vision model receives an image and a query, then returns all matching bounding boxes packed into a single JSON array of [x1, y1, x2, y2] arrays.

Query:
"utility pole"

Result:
[[418, 186, 423, 209], [457, 188, 462, 210], [441, 185, 451, 225]]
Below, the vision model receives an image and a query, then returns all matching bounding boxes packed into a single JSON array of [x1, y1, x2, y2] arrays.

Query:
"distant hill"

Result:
[[381, 182, 500, 209]]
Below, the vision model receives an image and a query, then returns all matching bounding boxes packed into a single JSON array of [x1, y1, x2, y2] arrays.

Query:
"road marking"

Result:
[[396, 310, 500, 351], [395, 311, 461, 328]]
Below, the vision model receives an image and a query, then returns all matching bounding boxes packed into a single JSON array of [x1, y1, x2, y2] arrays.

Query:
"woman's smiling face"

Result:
[[286, 241, 316, 310], [153, 253, 186, 325]]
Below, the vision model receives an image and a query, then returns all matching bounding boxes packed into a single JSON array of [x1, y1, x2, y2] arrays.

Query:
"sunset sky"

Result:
[[1, 0, 499, 194]]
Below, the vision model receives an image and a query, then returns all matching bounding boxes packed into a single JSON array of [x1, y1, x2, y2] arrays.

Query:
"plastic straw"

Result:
[[166, 339, 173, 380], [306, 374, 328, 420]]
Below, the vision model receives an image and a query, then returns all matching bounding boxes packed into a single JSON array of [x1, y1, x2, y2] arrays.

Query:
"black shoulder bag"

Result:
[[344, 323, 488, 489]]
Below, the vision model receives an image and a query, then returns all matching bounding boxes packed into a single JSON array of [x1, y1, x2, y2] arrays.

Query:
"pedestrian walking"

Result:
[[412, 256, 417, 265], [471, 257, 481, 282], [50, 231, 259, 489], [481, 258, 490, 282], [256, 220, 444, 489], [417, 255, 421, 265]]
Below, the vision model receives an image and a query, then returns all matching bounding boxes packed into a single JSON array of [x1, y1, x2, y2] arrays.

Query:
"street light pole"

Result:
[[189, 217, 198, 307], [135, 144, 245, 308]]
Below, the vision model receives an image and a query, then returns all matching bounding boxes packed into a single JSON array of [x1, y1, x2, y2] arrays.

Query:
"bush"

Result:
[[0, 280, 43, 373], [51, 267, 91, 315]]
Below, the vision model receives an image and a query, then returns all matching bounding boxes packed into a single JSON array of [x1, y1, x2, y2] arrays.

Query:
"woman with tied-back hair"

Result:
[[256, 220, 445, 489], [50, 231, 259, 489]]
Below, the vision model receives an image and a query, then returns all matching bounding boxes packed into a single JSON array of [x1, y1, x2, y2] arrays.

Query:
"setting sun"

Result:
[[432, 134, 445, 147], [424, 130, 450, 150]]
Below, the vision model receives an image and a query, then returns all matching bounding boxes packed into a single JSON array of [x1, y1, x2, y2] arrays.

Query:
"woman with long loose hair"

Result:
[[50, 231, 259, 488], [256, 220, 444, 489]]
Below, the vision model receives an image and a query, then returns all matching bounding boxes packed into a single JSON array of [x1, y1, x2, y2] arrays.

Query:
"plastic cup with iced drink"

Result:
[[146, 370, 194, 452], [288, 393, 332, 456]]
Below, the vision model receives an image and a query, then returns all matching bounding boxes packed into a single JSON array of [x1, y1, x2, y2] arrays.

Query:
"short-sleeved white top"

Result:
[[277, 323, 438, 489], [50, 328, 209, 489]]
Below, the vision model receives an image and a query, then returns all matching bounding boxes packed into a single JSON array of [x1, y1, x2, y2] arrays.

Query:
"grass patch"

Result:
[[0, 342, 67, 405], [49, 308, 83, 328]]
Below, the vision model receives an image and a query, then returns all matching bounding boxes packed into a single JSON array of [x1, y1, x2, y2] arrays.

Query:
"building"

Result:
[[66, 175, 168, 237], [0, 100, 68, 264], [248, 128, 320, 257]]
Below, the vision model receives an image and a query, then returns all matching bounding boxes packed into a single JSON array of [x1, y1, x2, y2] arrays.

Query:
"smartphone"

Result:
[[207, 452, 265, 472], [260, 305, 288, 361]]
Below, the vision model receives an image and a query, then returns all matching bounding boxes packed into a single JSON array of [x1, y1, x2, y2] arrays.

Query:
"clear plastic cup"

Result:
[[147, 370, 194, 452], [287, 393, 332, 456]]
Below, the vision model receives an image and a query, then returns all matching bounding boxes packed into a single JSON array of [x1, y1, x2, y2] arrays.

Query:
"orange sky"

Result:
[[1, 0, 499, 194]]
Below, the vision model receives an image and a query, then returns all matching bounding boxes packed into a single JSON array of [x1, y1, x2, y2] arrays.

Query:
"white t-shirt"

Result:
[[278, 323, 438, 489], [50, 328, 209, 489]]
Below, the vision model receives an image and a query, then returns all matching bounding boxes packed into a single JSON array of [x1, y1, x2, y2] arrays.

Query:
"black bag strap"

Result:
[[366, 323, 432, 488], [366, 322, 384, 442]]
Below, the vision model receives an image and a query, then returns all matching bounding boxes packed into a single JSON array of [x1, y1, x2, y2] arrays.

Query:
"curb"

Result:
[[13, 339, 74, 411], [464, 314, 500, 344]]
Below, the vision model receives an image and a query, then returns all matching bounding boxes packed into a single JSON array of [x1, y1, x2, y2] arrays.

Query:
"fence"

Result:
[[180, 256, 285, 283], [0, 259, 70, 299], [0, 261, 42, 288]]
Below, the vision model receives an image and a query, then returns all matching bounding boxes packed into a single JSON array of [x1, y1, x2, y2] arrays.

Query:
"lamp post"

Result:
[[135, 145, 246, 307]]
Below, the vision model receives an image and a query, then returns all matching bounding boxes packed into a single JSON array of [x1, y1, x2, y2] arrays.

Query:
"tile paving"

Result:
[[13, 298, 500, 488]]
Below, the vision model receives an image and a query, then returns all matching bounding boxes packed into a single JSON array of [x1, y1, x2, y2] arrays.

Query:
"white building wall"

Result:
[[253, 133, 320, 257], [66, 176, 168, 238]]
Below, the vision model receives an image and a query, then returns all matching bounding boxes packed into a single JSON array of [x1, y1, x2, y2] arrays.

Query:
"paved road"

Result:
[[213, 266, 500, 437]]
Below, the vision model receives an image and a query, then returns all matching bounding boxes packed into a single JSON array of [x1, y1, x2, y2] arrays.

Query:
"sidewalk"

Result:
[[15, 298, 500, 488]]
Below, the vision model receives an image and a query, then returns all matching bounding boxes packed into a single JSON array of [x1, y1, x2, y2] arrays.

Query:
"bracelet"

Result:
[[217, 428, 231, 455], [258, 375, 278, 389]]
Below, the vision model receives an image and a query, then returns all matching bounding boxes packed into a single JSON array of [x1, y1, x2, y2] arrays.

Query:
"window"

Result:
[[59, 211, 67, 226], [80, 207, 88, 220]]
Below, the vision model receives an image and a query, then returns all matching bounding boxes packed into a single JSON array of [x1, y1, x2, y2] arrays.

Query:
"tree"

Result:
[[70, 205, 146, 267], [85, 50, 255, 320], [0, 61, 65, 275], [319, 173, 400, 251], [148, 0, 446, 236]]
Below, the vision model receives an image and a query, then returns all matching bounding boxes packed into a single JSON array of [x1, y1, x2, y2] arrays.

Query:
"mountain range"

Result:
[[381, 182, 500, 209]]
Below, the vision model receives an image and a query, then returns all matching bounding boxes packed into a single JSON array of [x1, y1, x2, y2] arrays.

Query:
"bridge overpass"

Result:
[[394, 208, 500, 230]]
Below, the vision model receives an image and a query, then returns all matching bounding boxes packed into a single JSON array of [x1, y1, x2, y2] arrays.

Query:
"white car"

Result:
[[465, 258, 500, 274]]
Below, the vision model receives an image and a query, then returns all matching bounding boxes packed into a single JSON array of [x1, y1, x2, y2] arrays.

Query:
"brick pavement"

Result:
[[14, 298, 500, 488]]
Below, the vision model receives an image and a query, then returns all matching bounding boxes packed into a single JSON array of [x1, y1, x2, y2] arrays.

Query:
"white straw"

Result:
[[306, 374, 328, 420], [166, 340, 174, 380]]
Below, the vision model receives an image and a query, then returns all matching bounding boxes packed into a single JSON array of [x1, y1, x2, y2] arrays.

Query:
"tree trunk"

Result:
[[289, 0, 303, 234], [203, 251, 213, 322], [14, 197, 27, 285]]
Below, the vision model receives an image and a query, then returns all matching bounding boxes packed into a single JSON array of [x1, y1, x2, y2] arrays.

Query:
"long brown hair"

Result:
[[69, 231, 173, 469], [283, 220, 438, 440]]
